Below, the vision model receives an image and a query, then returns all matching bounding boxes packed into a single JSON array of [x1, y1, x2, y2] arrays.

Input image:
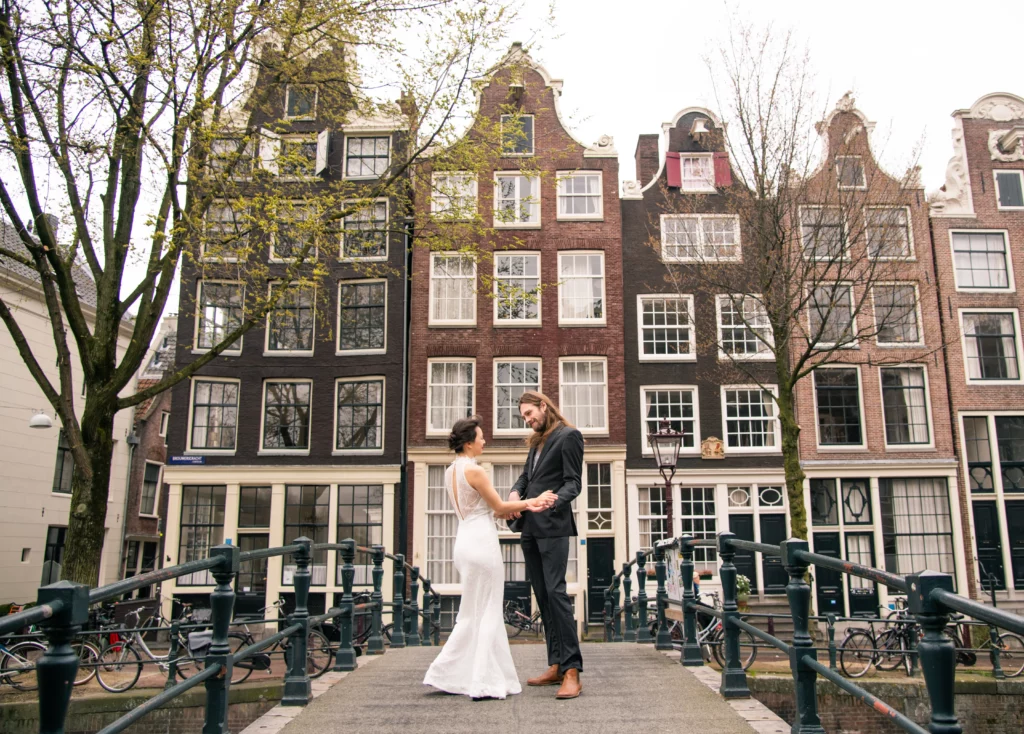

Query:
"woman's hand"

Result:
[[524, 490, 557, 512]]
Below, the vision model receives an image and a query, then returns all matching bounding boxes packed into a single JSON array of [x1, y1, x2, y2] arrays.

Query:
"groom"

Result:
[[505, 391, 584, 699]]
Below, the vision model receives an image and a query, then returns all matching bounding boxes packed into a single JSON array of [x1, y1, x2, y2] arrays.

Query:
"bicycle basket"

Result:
[[187, 630, 213, 654], [192, 608, 213, 624]]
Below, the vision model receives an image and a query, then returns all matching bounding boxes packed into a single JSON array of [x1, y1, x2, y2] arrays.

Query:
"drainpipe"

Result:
[[398, 214, 415, 557]]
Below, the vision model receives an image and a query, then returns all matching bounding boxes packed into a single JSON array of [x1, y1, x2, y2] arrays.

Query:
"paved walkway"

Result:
[[256, 643, 781, 734]]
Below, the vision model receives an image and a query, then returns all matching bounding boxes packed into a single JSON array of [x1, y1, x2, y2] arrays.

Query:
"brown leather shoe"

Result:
[[555, 669, 581, 699], [526, 664, 563, 686]]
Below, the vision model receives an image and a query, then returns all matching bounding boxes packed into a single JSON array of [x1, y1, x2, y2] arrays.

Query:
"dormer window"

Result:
[[836, 156, 866, 189], [500, 114, 534, 156], [285, 85, 317, 120], [679, 155, 715, 192]]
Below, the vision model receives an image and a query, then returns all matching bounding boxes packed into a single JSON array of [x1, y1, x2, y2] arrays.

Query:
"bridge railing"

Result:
[[0, 537, 439, 734], [603, 532, 1024, 734]]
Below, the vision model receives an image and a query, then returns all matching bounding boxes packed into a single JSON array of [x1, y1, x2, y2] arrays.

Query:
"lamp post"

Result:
[[648, 419, 684, 541]]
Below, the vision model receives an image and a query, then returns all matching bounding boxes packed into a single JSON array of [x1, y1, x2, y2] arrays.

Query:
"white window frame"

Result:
[[958, 308, 1024, 386], [556, 170, 603, 221], [340, 199, 389, 262], [342, 133, 392, 180], [864, 205, 915, 260], [428, 252, 477, 327], [949, 229, 1015, 293], [263, 282, 316, 356], [878, 364, 936, 451], [492, 358, 542, 436], [430, 172, 478, 220], [636, 294, 696, 362], [637, 485, 670, 550], [811, 365, 867, 451], [994, 170, 1024, 211], [500, 113, 535, 156], [201, 200, 247, 262], [193, 280, 244, 355], [678, 154, 716, 192], [185, 376, 241, 455], [269, 201, 316, 263], [277, 133, 318, 181], [284, 84, 317, 121], [835, 155, 867, 190], [159, 411, 170, 438], [258, 378, 314, 456], [139, 461, 163, 517], [333, 376, 386, 456], [493, 172, 541, 228], [209, 138, 254, 181], [715, 294, 774, 361], [720, 384, 782, 454], [659, 214, 742, 263], [557, 251, 606, 326], [584, 462, 615, 534], [639, 385, 701, 457], [807, 282, 858, 350], [799, 205, 849, 262], [871, 282, 924, 348], [426, 358, 476, 437], [559, 356, 609, 435], [426, 465, 460, 585], [336, 278, 388, 356], [493, 251, 541, 327]]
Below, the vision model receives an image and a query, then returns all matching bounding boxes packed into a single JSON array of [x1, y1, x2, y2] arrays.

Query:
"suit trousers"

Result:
[[520, 534, 583, 674]]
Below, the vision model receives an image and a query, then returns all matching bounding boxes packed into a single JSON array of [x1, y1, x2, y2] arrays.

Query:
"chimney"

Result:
[[635, 134, 660, 188]]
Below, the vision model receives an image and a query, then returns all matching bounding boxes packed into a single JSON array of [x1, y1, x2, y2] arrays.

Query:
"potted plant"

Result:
[[736, 574, 752, 610]]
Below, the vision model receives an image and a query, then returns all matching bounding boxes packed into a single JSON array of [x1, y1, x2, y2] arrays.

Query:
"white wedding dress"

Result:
[[422, 456, 522, 699]]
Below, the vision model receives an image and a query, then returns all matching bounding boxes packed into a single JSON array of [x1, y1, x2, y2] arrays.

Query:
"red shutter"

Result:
[[714, 152, 732, 188], [666, 152, 681, 188]]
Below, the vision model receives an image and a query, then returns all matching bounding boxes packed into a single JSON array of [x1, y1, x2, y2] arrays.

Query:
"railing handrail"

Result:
[[0, 599, 65, 638]]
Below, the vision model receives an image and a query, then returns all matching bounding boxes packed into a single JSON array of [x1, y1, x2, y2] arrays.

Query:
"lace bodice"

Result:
[[445, 456, 491, 521]]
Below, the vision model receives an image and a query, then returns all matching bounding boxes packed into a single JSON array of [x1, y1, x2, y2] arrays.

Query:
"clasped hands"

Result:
[[495, 490, 556, 521]]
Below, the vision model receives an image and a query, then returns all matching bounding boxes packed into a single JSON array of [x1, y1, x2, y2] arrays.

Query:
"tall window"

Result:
[[560, 359, 607, 432], [238, 487, 272, 528], [874, 285, 920, 345], [189, 380, 239, 451], [178, 485, 226, 585], [717, 295, 772, 358], [335, 378, 384, 451], [587, 463, 613, 532], [345, 136, 390, 178], [196, 282, 243, 351], [800, 207, 845, 260], [996, 417, 1024, 491], [336, 485, 384, 585], [52, 429, 74, 494], [865, 207, 911, 259], [427, 466, 459, 583], [237, 486, 271, 595], [429, 254, 475, 325], [558, 253, 604, 323], [338, 281, 386, 352], [962, 312, 1020, 380], [266, 285, 315, 352], [494, 174, 540, 226], [638, 296, 693, 360], [501, 541, 528, 581], [679, 155, 715, 191], [494, 360, 540, 432], [661, 215, 740, 261], [494, 253, 540, 323], [500, 114, 534, 155], [680, 487, 717, 571], [342, 201, 387, 259], [723, 387, 778, 450], [638, 486, 668, 549], [879, 478, 954, 578], [202, 201, 247, 259], [835, 156, 866, 189], [140, 463, 161, 515], [262, 381, 312, 451], [814, 369, 862, 446], [880, 367, 930, 445], [236, 535, 269, 594], [557, 172, 602, 219], [428, 361, 474, 434], [963, 417, 994, 492], [809, 284, 855, 346], [641, 387, 697, 452], [270, 204, 314, 261], [995, 171, 1024, 209], [952, 232, 1010, 289], [431, 173, 477, 219], [283, 485, 329, 585], [285, 85, 317, 119], [493, 464, 524, 535]]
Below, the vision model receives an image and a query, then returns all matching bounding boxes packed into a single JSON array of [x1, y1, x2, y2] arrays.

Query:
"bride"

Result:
[[423, 416, 556, 699]]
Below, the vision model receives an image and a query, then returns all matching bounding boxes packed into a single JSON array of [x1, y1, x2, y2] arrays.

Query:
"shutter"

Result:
[[259, 128, 280, 174], [315, 129, 330, 176], [666, 152, 681, 188], [714, 152, 732, 188]]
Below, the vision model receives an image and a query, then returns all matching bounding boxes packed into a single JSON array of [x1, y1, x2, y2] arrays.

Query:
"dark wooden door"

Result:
[[586, 538, 616, 624], [813, 532, 846, 616], [1007, 501, 1024, 590], [760, 514, 788, 594], [729, 515, 758, 593], [972, 501, 1006, 591]]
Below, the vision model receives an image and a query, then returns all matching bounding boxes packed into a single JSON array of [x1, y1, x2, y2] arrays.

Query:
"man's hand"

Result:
[[507, 491, 522, 520]]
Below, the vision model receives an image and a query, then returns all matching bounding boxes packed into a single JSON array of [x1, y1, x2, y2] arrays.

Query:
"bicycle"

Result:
[[229, 599, 331, 682], [503, 599, 542, 638], [942, 613, 1024, 677], [0, 637, 47, 691], [648, 592, 757, 670], [839, 601, 919, 678]]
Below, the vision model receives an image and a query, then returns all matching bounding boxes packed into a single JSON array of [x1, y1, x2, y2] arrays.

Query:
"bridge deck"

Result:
[[275, 643, 762, 734]]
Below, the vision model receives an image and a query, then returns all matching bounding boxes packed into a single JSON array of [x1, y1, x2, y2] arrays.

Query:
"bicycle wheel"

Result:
[[505, 613, 525, 638], [97, 643, 143, 693], [998, 633, 1024, 678], [1, 640, 46, 691], [712, 629, 757, 671], [228, 633, 254, 684], [73, 640, 100, 685], [874, 629, 905, 671], [306, 629, 332, 678], [382, 623, 393, 643], [839, 631, 876, 678]]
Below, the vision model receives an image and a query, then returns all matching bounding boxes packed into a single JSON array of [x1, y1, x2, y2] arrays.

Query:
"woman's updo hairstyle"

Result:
[[449, 416, 482, 453]]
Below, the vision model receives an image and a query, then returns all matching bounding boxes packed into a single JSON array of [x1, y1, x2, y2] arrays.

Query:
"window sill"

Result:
[[558, 320, 607, 328], [257, 450, 311, 456], [51, 491, 72, 498], [717, 353, 774, 362], [185, 449, 237, 456], [493, 221, 542, 230], [556, 216, 605, 223], [342, 175, 383, 182], [876, 342, 926, 349], [966, 378, 1024, 386], [578, 428, 610, 437], [191, 349, 242, 357], [493, 320, 542, 328], [641, 450, 700, 458], [723, 448, 783, 456], [428, 322, 477, 328], [638, 354, 697, 363], [332, 449, 384, 456], [954, 286, 1016, 294], [338, 256, 388, 263], [139, 513, 160, 519], [678, 186, 717, 194], [815, 445, 868, 452], [336, 348, 387, 356], [883, 443, 936, 452], [199, 256, 241, 264], [263, 350, 315, 357], [995, 206, 1024, 212]]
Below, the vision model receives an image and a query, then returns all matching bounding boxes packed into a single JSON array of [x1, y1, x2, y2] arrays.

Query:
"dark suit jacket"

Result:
[[507, 424, 584, 537]]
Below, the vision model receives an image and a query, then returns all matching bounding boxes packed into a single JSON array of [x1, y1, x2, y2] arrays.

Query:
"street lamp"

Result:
[[648, 419, 684, 486]]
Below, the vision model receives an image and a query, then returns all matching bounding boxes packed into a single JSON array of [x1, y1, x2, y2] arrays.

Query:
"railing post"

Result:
[[165, 621, 182, 689], [282, 537, 312, 706], [367, 545, 385, 654], [908, 571, 962, 734], [333, 539, 357, 672], [908, 623, 920, 678], [612, 577, 623, 643], [679, 535, 702, 667], [781, 538, 823, 733], [826, 614, 838, 672], [603, 588, 612, 642], [989, 623, 1006, 680], [622, 564, 635, 642], [635, 551, 652, 643], [431, 595, 441, 645], [407, 566, 422, 646], [36, 581, 89, 734], [391, 553, 407, 648], [203, 543, 240, 734], [421, 579, 433, 647], [655, 545, 672, 651], [718, 532, 750, 699]]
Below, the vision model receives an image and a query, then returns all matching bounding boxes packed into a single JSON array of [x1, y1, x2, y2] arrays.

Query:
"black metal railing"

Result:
[[0, 537, 440, 734], [603, 532, 1024, 734]]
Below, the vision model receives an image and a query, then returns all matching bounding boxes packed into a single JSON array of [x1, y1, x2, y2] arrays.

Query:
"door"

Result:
[[501, 540, 532, 613], [844, 533, 879, 617], [729, 515, 758, 593], [812, 532, 846, 616], [972, 501, 1006, 591], [759, 514, 788, 594], [586, 538, 616, 624], [1007, 501, 1024, 590]]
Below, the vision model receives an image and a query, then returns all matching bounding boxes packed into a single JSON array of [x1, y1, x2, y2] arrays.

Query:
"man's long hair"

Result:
[[519, 391, 573, 450]]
